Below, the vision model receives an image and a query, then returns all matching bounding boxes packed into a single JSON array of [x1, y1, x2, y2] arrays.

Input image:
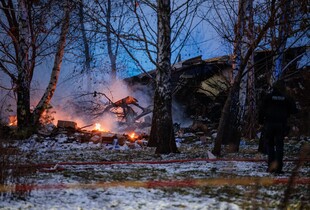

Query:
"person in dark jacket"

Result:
[[258, 81, 298, 173]]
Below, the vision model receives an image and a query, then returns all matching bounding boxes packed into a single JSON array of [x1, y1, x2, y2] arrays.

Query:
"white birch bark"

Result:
[[148, 0, 178, 154], [32, 2, 71, 125], [239, 0, 254, 126], [232, 0, 247, 125]]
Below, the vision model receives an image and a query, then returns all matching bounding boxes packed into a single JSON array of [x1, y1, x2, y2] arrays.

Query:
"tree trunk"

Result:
[[233, 0, 247, 133], [147, 0, 178, 154], [16, 0, 32, 131], [79, 0, 91, 72], [213, 0, 254, 155], [244, 53, 256, 139], [242, 0, 256, 139], [16, 77, 31, 130], [32, 3, 71, 125], [106, 0, 117, 81], [239, 0, 254, 129], [213, 81, 241, 155], [272, 0, 290, 83], [78, 0, 92, 91]]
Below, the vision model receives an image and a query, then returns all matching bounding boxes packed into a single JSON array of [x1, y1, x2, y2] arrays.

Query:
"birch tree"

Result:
[[13, 0, 32, 130], [213, 0, 276, 155], [31, 2, 71, 125], [212, 0, 308, 155], [0, 0, 72, 133], [91, 0, 202, 154], [127, 0, 202, 153], [238, 0, 256, 139], [212, 0, 254, 154], [146, 0, 178, 154]]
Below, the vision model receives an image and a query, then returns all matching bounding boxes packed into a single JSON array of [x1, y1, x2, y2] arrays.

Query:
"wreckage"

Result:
[[4, 47, 308, 138], [60, 46, 308, 138], [125, 46, 310, 136], [92, 92, 152, 125]]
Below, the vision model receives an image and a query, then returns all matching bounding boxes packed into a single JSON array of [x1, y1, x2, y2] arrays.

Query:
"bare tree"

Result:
[[271, 0, 290, 83], [72, 0, 94, 91], [124, 0, 202, 153], [269, 0, 308, 83], [80, 0, 128, 81], [105, 0, 117, 81], [145, 0, 178, 153], [78, 0, 92, 73], [82, 0, 202, 153], [213, 0, 276, 155], [242, 0, 256, 139], [31, 1, 72, 125], [0, 0, 72, 134], [211, 0, 308, 155]]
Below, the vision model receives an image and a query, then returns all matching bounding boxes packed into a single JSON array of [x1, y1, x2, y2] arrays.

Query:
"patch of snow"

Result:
[[207, 150, 216, 159], [1, 187, 241, 210], [2, 132, 309, 209]]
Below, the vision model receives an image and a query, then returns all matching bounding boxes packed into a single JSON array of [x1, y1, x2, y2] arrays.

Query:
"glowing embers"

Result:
[[8, 115, 17, 126]]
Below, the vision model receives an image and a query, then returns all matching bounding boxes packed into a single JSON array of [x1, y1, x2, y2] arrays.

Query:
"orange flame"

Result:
[[8, 116, 17, 126], [129, 132, 137, 142], [130, 132, 135, 139], [94, 123, 106, 132]]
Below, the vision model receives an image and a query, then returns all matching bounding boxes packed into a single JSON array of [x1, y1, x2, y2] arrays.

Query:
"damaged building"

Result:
[[124, 46, 310, 136]]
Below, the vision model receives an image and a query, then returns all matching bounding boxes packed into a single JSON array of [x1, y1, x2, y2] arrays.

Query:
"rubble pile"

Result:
[[32, 120, 149, 152], [4, 118, 219, 159]]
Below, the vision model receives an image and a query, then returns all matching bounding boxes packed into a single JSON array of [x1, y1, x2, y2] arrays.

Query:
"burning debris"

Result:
[[93, 123, 106, 132], [86, 128, 148, 150], [38, 119, 150, 151], [8, 115, 17, 126], [95, 93, 152, 124]]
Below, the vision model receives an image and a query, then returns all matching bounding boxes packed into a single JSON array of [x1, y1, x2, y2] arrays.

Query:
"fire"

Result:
[[94, 123, 105, 132], [8, 115, 17, 126], [130, 132, 135, 139], [129, 132, 136, 142]]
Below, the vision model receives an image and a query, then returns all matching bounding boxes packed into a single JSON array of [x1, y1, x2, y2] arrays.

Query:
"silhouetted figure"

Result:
[[258, 81, 298, 173]]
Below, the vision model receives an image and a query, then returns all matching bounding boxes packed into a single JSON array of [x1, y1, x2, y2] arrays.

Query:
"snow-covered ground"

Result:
[[0, 132, 309, 209]]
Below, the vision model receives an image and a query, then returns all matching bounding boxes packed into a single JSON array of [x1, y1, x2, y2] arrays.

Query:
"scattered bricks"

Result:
[[78, 133, 92, 143], [57, 120, 77, 130], [101, 136, 115, 144], [90, 135, 102, 144]]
